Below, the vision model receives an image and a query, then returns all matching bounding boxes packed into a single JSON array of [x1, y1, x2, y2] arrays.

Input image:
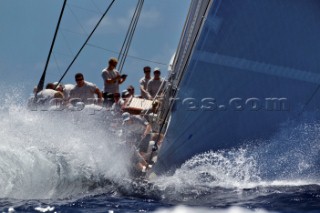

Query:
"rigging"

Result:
[[39, 0, 148, 87], [147, 0, 213, 160], [36, 0, 67, 93], [55, 0, 116, 86], [117, 0, 144, 74], [87, 43, 167, 66]]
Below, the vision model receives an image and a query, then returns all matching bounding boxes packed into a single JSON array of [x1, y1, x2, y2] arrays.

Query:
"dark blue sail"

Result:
[[155, 0, 320, 173]]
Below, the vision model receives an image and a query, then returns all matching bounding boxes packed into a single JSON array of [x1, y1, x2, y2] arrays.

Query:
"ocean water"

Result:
[[1, 89, 320, 213]]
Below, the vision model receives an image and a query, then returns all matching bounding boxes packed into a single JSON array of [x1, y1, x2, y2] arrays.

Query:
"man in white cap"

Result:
[[122, 112, 151, 144], [146, 67, 166, 99]]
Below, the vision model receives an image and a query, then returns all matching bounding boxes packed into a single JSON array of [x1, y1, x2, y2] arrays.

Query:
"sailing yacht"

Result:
[[153, 0, 320, 173], [30, 0, 320, 176]]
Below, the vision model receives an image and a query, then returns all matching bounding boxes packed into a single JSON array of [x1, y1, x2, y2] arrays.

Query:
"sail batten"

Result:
[[194, 51, 320, 84]]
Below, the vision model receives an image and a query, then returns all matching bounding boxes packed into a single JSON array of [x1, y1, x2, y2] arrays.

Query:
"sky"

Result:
[[0, 0, 191, 99]]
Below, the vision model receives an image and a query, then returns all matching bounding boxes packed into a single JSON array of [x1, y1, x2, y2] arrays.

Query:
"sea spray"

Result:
[[152, 120, 320, 205], [154, 148, 260, 198], [241, 119, 320, 182], [0, 91, 132, 199]]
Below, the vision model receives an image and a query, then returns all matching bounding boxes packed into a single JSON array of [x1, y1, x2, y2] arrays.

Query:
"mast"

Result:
[[36, 0, 67, 93]]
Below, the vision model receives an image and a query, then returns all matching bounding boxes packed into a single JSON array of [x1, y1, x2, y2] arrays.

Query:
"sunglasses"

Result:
[[128, 89, 134, 91], [76, 78, 84, 82]]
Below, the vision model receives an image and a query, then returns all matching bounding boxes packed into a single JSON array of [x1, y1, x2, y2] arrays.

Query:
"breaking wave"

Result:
[[0, 89, 131, 200]]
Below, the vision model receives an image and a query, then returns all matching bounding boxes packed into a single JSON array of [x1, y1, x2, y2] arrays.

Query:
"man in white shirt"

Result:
[[69, 73, 102, 105], [53, 82, 74, 100], [29, 83, 63, 109], [139, 66, 151, 99], [147, 67, 166, 99], [35, 88, 64, 109], [101, 57, 126, 107]]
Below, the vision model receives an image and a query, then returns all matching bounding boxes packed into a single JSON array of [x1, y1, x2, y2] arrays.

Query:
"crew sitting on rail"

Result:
[[122, 112, 151, 146], [27, 83, 64, 110], [110, 92, 123, 116], [127, 85, 136, 97], [53, 82, 74, 100], [34, 83, 65, 108], [69, 73, 102, 105], [120, 90, 132, 111], [122, 112, 153, 176]]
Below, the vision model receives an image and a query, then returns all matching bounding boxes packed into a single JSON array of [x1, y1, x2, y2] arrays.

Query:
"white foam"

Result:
[[34, 206, 55, 212], [152, 206, 275, 213]]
